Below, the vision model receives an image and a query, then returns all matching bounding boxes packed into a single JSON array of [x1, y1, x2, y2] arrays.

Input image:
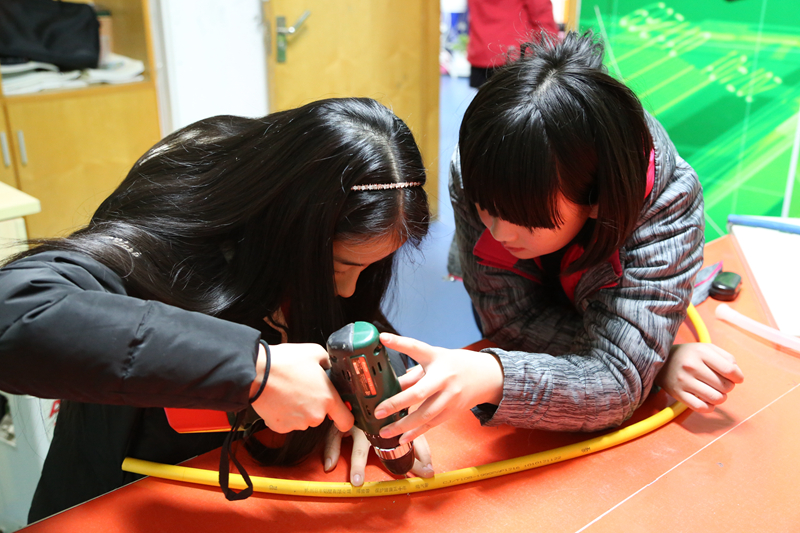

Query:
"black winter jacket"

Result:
[[0, 251, 263, 522]]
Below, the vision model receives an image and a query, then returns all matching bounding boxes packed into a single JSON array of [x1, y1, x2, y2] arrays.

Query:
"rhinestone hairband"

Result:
[[102, 235, 141, 257], [351, 181, 423, 191]]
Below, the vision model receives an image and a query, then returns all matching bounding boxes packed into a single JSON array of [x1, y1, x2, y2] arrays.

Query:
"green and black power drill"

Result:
[[327, 321, 414, 476]]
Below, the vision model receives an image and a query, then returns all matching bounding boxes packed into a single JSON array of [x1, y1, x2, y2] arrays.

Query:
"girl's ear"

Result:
[[588, 204, 599, 219]]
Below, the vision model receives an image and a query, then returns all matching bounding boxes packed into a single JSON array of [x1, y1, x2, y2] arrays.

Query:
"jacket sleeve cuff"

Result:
[[469, 347, 547, 427]]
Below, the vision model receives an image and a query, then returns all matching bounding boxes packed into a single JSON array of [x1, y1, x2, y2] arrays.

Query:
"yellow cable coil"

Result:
[[686, 302, 711, 343], [123, 304, 708, 497]]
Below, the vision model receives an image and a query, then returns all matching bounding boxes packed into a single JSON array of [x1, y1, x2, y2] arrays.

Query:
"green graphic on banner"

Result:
[[581, 1, 800, 240]]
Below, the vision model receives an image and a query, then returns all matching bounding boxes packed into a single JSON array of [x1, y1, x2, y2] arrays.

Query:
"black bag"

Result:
[[0, 0, 100, 70]]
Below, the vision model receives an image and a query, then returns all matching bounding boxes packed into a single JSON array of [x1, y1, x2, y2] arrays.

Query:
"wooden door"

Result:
[[265, 0, 441, 215], [6, 84, 161, 239]]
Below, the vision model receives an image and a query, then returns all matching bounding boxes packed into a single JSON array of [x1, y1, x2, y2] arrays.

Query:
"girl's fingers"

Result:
[[379, 333, 438, 365], [412, 434, 432, 468], [374, 377, 440, 419], [397, 364, 425, 390], [379, 390, 448, 441], [674, 389, 714, 413], [707, 343, 737, 362], [322, 425, 344, 473], [683, 379, 727, 408], [408, 435, 434, 479], [409, 459, 435, 479], [704, 346, 745, 384], [690, 366, 735, 395], [310, 344, 333, 369], [691, 356, 738, 394], [349, 428, 371, 487], [326, 380, 355, 432], [711, 375, 736, 395], [396, 409, 453, 444]]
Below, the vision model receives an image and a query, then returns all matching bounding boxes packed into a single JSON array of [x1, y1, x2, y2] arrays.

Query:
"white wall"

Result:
[[551, 0, 566, 24], [151, 0, 269, 134], [152, 0, 565, 135]]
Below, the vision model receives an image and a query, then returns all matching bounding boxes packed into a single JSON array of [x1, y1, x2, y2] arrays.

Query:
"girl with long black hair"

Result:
[[0, 97, 431, 521], [372, 31, 743, 444]]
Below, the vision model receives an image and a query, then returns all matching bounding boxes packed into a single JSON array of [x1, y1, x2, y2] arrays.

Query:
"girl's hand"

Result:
[[372, 333, 504, 444], [250, 342, 354, 434], [323, 425, 434, 486], [657, 343, 744, 413]]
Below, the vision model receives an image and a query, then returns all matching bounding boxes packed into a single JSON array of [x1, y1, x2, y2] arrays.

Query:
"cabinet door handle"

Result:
[[0, 132, 10, 168], [16, 130, 28, 166]]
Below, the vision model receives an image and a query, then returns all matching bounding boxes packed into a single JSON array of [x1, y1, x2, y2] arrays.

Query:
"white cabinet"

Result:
[[0, 182, 45, 533], [0, 182, 40, 263]]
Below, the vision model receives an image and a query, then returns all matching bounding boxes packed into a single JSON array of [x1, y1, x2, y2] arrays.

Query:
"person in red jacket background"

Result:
[[467, 0, 559, 88]]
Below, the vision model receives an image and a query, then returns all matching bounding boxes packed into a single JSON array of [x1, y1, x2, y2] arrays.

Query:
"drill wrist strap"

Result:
[[219, 409, 254, 500], [250, 340, 271, 404]]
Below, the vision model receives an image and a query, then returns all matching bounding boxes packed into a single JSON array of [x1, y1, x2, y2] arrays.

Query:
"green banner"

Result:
[[581, 1, 800, 240]]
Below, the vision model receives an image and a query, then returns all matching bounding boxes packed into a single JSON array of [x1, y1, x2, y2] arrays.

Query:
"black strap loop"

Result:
[[250, 340, 271, 403], [218, 409, 254, 500]]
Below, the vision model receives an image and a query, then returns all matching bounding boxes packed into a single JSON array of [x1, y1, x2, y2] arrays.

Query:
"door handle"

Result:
[[277, 10, 310, 35], [0, 132, 10, 168], [276, 10, 311, 63], [16, 130, 28, 166]]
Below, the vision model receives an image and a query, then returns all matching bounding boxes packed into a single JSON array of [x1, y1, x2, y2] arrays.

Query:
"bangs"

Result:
[[460, 106, 562, 230], [457, 30, 651, 274]]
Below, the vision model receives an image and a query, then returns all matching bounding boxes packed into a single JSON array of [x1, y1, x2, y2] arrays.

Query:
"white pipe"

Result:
[[781, 107, 800, 217], [716, 304, 800, 354]]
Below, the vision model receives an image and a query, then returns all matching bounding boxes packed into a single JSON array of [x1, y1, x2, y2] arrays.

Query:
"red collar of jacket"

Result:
[[473, 151, 655, 303]]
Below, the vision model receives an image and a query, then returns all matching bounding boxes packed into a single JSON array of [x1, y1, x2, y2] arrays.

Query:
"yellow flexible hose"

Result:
[[686, 302, 711, 343], [123, 304, 707, 497]]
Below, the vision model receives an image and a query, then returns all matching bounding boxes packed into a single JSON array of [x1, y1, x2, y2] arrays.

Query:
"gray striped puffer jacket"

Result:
[[448, 114, 704, 432]]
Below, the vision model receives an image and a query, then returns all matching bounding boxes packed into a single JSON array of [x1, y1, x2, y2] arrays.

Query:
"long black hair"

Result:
[[13, 97, 429, 465], [459, 30, 652, 273]]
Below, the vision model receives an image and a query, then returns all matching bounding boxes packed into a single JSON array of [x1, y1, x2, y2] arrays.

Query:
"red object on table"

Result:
[[164, 408, 232, 433], [21, 236, 800, 532]]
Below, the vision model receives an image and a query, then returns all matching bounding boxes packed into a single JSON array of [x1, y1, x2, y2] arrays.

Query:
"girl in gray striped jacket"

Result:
[[372, 31, 743, 447]]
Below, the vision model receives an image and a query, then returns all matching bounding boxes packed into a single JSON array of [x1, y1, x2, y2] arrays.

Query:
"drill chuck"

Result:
[[327, 322, 414, 476], [366, 434, 414, 476]]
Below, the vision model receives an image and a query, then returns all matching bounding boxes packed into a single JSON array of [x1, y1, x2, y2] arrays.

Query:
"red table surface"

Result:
[[22, 235, 800, 532]]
